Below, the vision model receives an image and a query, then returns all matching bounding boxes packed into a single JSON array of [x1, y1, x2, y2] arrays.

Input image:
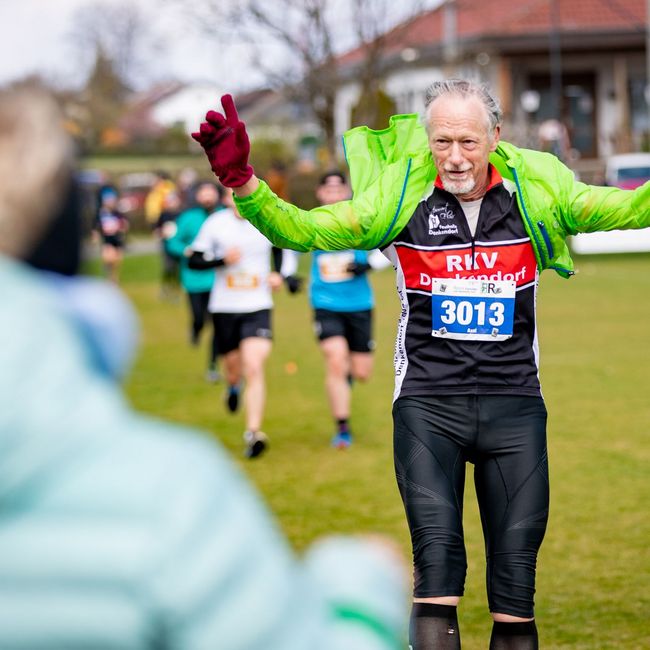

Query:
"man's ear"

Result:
[[490, 125, 501, 152]]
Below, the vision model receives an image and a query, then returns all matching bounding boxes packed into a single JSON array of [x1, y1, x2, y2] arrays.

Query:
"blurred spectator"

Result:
[[144, 170, 177, 227], [177, 166, 200, 208], [165, 181, 223, 382], [155, 190, 182, 301], [537, 118, 570, 161], [0, 84, 408, 650], [93, 183, 128, 283], [266, 159, 290, 201]]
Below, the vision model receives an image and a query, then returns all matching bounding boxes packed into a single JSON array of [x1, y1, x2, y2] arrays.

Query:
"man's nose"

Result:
[[448, 142, 465, 165]]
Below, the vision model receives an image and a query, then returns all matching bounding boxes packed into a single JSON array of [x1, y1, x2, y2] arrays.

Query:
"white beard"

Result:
[[440, 175, 476, 197]]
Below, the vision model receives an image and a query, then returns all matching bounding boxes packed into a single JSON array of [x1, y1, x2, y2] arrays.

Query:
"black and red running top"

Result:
[[382, 166, 542, 401]]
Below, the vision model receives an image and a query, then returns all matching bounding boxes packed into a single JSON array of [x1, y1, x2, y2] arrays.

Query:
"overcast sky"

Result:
[[0, 0, 266, 90], [0, 0, 441, 92]]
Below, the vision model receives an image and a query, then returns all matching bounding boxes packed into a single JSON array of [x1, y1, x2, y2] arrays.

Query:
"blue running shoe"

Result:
[[331, 429, 352, 449]]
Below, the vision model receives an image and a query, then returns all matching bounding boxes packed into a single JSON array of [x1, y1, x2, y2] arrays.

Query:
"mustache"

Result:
[[443, 165, 472, 173]]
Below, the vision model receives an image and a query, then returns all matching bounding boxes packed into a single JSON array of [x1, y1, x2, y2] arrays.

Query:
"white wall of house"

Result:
[[597, 67, 619, 160], [385, 66, 445, 115], [335, 65, 443, 144], [152, 83, 222, 133], [334, 47, 644, 163]]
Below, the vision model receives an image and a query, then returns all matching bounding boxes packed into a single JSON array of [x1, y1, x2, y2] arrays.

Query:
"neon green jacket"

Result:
[[235, 114, 650, 278]]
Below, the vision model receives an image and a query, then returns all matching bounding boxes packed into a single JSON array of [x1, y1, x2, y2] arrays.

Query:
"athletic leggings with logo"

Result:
[[393, 394, 549, 618]]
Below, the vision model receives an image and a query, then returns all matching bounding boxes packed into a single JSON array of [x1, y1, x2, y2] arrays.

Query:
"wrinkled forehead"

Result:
[[426, 94, 493, 134]]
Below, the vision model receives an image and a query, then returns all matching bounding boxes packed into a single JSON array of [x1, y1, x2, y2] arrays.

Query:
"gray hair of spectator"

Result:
[[423, 79, 503, 134], [0, 85, 73, 258]]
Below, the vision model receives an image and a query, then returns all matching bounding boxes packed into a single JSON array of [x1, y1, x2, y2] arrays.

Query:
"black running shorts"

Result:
[[313, 308, 374, 353], [393, 394, 549, 618], [211, 309, 272, 355]]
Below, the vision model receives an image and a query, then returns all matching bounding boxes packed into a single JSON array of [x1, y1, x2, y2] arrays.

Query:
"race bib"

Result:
[[226, 273, 260, 290], [318, 252, 354, 282], [431, 278, 516, 341], [101, 215, 120, 236]]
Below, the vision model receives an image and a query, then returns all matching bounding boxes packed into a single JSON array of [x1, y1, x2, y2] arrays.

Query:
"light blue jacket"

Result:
[[0, 256, 407, 650]]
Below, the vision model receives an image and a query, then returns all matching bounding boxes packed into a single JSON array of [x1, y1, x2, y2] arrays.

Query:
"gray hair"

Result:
[[424, 79, 502, 133], [0, 84, 73, 258]]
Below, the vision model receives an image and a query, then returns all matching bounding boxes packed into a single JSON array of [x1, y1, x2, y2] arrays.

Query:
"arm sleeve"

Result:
[[189, 219, 219, 256], [367, 249, 392, 271], [187, 251, 225, 270], [271, 247, 283, 273], [274, 249, 300, 277], [564, 178, 650, 234], [234, 180, 399, 252]]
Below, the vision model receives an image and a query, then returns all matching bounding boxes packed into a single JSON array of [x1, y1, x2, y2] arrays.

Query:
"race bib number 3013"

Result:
[[431, 278, 516, 341]]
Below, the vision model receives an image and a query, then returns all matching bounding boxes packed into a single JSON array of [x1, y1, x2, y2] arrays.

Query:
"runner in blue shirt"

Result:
[[310, 171, 389, 448]]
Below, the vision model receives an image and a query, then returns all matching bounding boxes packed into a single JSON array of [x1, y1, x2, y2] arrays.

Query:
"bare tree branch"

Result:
[[167, 0, 432, 162]]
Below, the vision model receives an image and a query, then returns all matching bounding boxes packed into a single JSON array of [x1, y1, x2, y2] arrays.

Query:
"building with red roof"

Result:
[[335, 0, 647, 165]]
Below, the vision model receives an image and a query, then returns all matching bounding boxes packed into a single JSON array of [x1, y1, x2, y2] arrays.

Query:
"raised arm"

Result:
[[192, 95, 406, 252]]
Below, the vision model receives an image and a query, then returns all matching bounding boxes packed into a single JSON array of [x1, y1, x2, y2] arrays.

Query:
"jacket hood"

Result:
[[0, 257, 137, 501], [343, 113, 529, 193]]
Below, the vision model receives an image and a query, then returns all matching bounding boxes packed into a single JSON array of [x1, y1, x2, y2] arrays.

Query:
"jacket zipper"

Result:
[[511, 168, 547, 267], [537, 220, 554, 259]]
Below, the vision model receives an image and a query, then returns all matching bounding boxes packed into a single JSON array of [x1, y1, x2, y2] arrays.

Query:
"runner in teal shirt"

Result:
[[165, 181, 222, 381]]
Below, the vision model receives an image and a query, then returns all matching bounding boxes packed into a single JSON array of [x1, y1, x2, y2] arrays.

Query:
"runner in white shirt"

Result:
[[188, 189, 297, 458]]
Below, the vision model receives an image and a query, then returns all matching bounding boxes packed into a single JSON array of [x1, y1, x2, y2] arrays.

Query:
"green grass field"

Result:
[[98, 248, 650, 648]]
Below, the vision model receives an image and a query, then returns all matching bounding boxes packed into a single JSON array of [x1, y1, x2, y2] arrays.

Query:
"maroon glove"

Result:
[[191, 94, 254, 188]]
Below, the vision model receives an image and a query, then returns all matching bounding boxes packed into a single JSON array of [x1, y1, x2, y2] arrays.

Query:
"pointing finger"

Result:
[[221, 94, 240, 126]]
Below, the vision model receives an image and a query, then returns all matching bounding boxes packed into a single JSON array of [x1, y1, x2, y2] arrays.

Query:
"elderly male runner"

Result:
[[192, 80, 650, 649]]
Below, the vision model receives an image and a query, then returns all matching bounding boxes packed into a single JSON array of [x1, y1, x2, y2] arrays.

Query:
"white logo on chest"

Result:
[[428, 203, 458, 236]]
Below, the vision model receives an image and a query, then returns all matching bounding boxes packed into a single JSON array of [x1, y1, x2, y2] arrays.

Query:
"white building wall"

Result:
[[335, 65, 443, 143], [152, 84, 223, 134]]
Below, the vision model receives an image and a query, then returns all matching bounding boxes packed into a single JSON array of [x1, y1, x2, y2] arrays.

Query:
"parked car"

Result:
[[605, 152, 650, 189], [571, 152, 650, 254]]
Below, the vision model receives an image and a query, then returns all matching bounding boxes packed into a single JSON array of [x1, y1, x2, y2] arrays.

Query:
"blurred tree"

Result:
[[171, 0, 429, 165], [249, 139, 294, 182], [82, 48, 130, 150], [68, 1, 162, 90], [68, 1, 165, 152]]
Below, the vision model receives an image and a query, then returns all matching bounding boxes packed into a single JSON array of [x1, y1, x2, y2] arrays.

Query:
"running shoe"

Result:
[[225, 384, 240, 412], [331, 429, 352, 449], [205, 367, 221, 383], [244, 430, 268, 459]]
